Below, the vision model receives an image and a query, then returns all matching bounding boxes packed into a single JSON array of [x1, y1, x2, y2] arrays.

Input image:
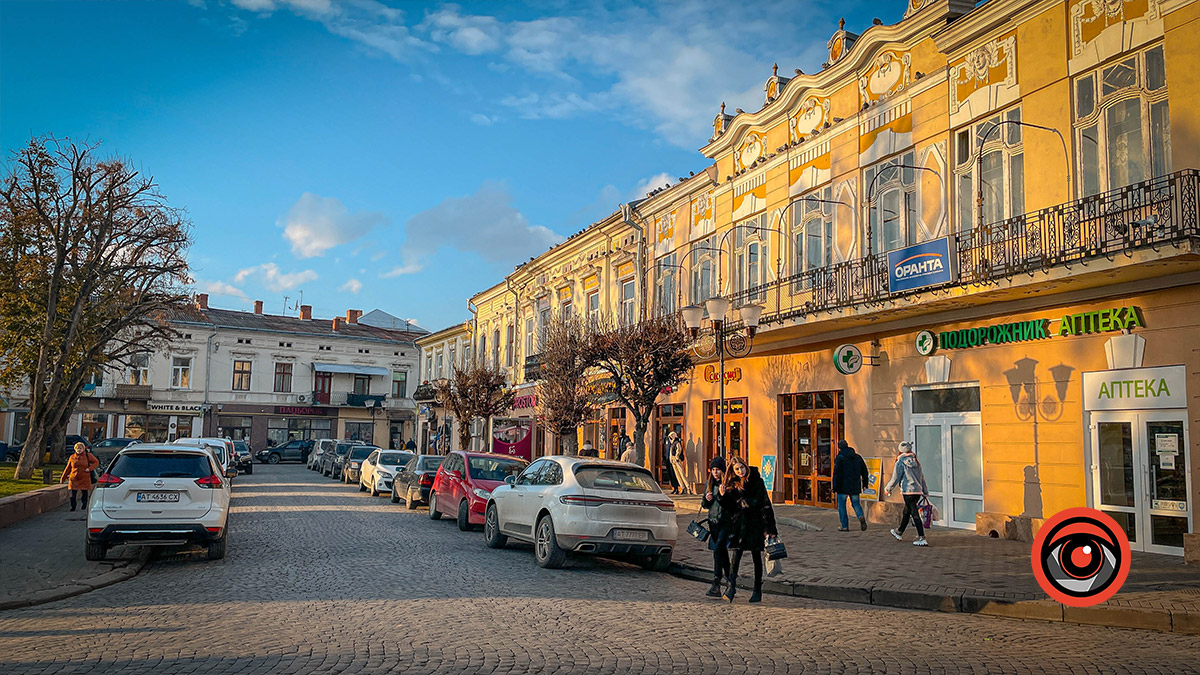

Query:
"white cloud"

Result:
[[199, 280, 249, 300], [389, 181, 561, 275], [469, 113, 494, 126], [227, 0, 427, 61], [631, 172, 675, 200], [236, 262, 318, 292], [339, 278, 363, 294], [420, 5, 501, 55], [280, 192, 386, 258]]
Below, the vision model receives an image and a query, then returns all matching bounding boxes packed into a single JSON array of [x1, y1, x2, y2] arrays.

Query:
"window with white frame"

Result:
[[735, 214, 769, 300], [691, 235, 717, 306], [586, 290, 600, 324], [478, 334, 486, 365], [1075, 44, 1170, 196], [865, 150, 918, 255], [538, 302, 551, 345], [492, 329, 500, 366], [954, 106, 1025, 230], [448, 346, 456, 370], [560, 299, 572, 320], [506, 324, 514, 367], [655, 252, 677, 316], [525, 316, 534, 356], [128, 353, 149, 385], [170, 357, 191, 389], [619, 278, 635, 326], [792, 187, 834, 287], [232, 360, 251, 391], [436, 351, 444, 378]]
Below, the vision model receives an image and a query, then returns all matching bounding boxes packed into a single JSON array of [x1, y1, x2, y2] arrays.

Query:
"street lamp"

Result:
[[681, 297, 763, 458]]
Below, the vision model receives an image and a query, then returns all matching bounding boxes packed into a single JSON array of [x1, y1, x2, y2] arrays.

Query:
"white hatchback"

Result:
[[484, 456, 677, 570], [86, 444, 234, 561]]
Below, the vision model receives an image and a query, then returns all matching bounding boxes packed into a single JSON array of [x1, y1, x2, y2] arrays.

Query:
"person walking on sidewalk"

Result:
[[832, 440, 869, 532], [721, 455, 772, 603], [60, 442, 100, 512], [885, 441, 930, 546], [668, 432, 691, 495], [701, 456, 732, 598]]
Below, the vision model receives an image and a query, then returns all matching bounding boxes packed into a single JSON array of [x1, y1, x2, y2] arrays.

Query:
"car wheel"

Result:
[[406, 488, 418, 510], [371, 480, 381, 497], [639, 550, 673, 572], [534, 515, 567, 569], [244, 464, 253, 475], [358, 479, 367, 492], [428, 491, 441, 520], [85, 540, 107, 561], [268, 454, 280, 464], [457, 500, 471, 531], [206, 533, 227, 560], [484, 503, 507, 549], [390, 485, 400, 504]]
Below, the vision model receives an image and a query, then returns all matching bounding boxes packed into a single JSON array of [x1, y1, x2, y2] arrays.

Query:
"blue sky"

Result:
[[1, 0, 895, 329]]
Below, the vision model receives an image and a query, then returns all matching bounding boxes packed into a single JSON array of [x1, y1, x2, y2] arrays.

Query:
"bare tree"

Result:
[[434, 357, 514, 451], [535, 313, 592, 455], [0, 138, 192, 478], [584, 315, 695, 465]]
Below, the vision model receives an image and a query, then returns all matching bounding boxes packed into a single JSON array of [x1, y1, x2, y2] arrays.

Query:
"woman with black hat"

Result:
[[700, 455, 731, 597]]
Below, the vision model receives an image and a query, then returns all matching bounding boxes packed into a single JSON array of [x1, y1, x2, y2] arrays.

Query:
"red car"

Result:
[[429, 451, 528, 531]]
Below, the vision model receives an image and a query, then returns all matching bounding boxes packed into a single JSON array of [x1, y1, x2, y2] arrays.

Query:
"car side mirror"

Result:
[[225, 469, 238, 479], [504, 475, 516, 485]]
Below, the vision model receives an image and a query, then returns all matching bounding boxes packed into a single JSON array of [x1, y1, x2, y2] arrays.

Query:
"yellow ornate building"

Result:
[[461, 0, 1200, 553]]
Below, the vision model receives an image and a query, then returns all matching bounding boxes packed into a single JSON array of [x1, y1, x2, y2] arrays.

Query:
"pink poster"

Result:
[[491, 418, 533, 461]]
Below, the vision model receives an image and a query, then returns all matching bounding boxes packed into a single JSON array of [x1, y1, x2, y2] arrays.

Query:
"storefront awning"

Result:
[[312, 363, 390, 377]]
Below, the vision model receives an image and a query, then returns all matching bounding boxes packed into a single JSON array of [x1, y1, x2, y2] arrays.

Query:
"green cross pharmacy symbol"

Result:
[[915, 330, 937, 356], [834, 344, 863, 375]]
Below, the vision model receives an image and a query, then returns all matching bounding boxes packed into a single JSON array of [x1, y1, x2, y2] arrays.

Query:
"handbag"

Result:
[[687, 504, 710, 542], [765, 535, 788, 560], [918, 497, 935, 529]]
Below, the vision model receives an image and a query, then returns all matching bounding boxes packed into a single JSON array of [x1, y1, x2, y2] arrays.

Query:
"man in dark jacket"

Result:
[[700, 456, 731, 597], [832, 440, 869, 531]]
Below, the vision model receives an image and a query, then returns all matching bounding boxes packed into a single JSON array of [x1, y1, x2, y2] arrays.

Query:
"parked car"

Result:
[[307, 439, 337, 470], [320, 442, 353, 477], [392, 454, 444, 508], [6, 434, 91, 461], [172, 437, 234, 480], [430, 451, 528, 532], [483, 456, 677, 570], [256, 439, 312, 464], [359, 449, 414, 496], [92, 437, 139, 469], [86, 444, 234, 561], [231, 440, 254, 475], [341, 445, 379, 484]]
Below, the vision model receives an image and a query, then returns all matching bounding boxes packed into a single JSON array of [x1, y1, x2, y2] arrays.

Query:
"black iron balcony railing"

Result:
[[347, 393, 387, 408], [725, 169, 1199, 327], [412, 383, 438, 403]]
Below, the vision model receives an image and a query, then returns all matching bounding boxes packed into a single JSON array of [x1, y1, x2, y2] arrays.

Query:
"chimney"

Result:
[[346, 309, 362, 324], [253, 300, 263, 315], [197, 293, 209, 310], [332, 317, 342, 331], [300, 304, 312, 320]]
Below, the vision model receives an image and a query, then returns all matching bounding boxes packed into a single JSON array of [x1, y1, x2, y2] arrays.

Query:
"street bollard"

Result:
[[42, 468, 52, 484]]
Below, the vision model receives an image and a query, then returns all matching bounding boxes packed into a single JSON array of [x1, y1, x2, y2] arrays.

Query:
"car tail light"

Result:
[[194, 474, 223, 489], [419, 474, 434, 486], [205, 527, 222, 533], [95, 473, 123, 488], [559, 495, 608, 506], [88, 528, 102, 534]]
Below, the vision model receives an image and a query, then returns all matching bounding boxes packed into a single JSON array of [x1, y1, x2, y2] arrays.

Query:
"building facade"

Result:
[[2, 296, 421, 452], [413, 322, 472, 453]]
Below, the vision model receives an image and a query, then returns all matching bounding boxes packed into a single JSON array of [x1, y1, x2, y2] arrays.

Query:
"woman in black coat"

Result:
[[700, 456, 732, 597], [719, 455, 774, 603]]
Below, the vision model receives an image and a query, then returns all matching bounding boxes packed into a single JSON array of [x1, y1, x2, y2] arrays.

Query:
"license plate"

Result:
[[613, 528, 649, 541], [136, 492, 179, 503]]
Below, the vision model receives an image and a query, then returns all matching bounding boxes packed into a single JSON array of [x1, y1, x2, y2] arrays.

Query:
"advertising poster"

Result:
[[862, 458, 884, 500], [760, 454, 777, 492], [491, 418, 533, 461]]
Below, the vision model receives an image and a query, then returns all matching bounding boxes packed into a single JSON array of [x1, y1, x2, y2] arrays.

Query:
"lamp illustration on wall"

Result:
[[1002, 357, 1074, 520]]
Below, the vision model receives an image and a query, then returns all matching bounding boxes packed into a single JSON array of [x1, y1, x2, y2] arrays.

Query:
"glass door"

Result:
[[1144, 414, 1190, 552], [1093, 414, 1138, 545], [911, 414, 983, 528]]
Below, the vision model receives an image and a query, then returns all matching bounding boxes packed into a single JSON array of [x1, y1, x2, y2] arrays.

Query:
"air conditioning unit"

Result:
[[297, 393, 309, 403]]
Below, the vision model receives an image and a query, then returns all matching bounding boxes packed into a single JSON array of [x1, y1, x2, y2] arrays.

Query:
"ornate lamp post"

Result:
[[680, 298, 763, 458]]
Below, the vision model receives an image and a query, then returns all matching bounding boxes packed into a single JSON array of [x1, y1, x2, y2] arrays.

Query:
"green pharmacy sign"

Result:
[[922, 306, 1143, 352]]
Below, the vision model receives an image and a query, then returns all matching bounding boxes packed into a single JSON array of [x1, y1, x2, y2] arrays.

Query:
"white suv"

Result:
[[484, 456, 677, 570], [86, 444, 233, 561]]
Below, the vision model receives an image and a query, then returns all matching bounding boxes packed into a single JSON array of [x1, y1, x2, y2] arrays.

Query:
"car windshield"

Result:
[[419, 457, 443, 472], [233, 442, 248, 453], [467, 456, 527, 481], [348, 447, 373, 460], [379, 452, 410, 466], [110, 452, 213, 478], [335, 444, 352, 457], [574, 466, 661, 492]]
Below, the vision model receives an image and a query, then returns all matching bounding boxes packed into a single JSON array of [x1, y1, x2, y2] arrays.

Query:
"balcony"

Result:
[[412, 383, 438, 403], [523, 354, 544, 382], [113, 383, 152, 400], [723, 169, 1200, 333], [347, 393, 387, 408]]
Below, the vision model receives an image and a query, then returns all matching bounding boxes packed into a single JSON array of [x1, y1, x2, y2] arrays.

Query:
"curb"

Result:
[[0, 547, 151, 611], [669, 560, 1195, 635]]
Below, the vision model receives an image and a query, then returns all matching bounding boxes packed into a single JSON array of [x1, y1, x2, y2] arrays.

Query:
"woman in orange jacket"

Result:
[[60, 442, 100, 512]]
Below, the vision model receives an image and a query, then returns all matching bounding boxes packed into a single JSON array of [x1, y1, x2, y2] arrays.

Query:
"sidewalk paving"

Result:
[[0, 502, 148, 610], [670, 496, 1200, 634]]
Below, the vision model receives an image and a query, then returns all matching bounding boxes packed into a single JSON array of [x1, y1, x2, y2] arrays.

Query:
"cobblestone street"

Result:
[[2, 465, 1200, 674]]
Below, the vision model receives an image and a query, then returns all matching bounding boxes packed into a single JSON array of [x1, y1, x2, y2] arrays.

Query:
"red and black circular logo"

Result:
[[1031, 507, 1131, 607]]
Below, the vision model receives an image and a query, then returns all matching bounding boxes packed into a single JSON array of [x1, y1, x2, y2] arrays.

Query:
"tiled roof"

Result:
[[176, 307, 423, 344]]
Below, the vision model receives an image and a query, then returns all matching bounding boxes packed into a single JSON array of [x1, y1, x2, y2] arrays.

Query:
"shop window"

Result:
[[954, 106, 1025, 230], [124, 414, 171, 443], [274, 362, 293, 393], [865, 151, 918, 256], [1075, 44, 1171, 196], [345, 421, 374, 444], [911, 386, 981, 413], [353, 375, 370, 395], [268, 417, 333, 446], [232, 360, 252, 391], [392, 371, 407, 398], [219, 416, 253, 441], [791, 186, 833, 289], [655, 252, 677, 316], [127, 353, 149, 386]]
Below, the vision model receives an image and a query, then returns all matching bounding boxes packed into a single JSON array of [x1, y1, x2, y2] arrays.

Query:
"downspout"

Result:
[[203, 331, 217, 435]]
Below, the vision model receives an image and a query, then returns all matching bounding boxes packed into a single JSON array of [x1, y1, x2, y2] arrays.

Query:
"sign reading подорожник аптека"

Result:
[[932, 306, 1143, 351]]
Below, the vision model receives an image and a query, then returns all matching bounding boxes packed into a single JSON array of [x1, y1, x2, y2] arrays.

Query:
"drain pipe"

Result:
[[203, 331, 217, 434]]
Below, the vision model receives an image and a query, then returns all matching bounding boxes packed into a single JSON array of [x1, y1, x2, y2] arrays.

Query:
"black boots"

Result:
[[749, 589, 762, 603], [706, 579, 722, 597], [723, 576, 737, 602], [859, 516, 868, 531]]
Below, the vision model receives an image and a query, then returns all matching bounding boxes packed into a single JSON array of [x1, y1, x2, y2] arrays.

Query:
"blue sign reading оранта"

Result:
[[887, 236, 956, 293]]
